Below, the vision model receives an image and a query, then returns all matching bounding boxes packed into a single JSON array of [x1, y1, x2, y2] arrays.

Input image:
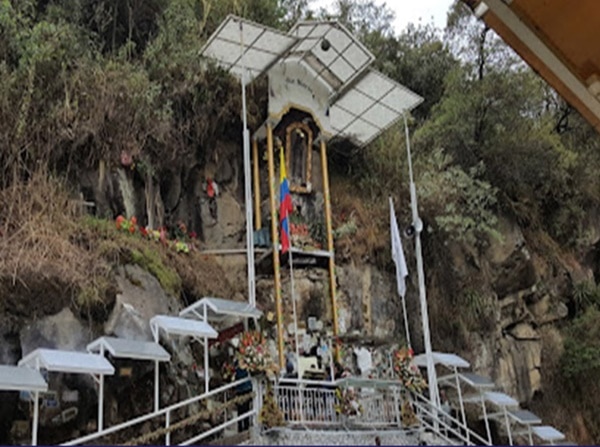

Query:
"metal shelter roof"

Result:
[[200, 15, 298, 84], [150, 315, 218, 340], [87, 336, 171, 362], [508, 409, 542, 425], [484, 391, 519, 407], [459, 372, 495, 389], [329, 69, 423, 146], [200, 15, 423, 149], [0, 365, 48, 392], [179, 297, 262, 322], [287, 21, 375, 93], [18, 349, 115, 376], [413, 352, 470, 369], [531, 425, 566, 442]]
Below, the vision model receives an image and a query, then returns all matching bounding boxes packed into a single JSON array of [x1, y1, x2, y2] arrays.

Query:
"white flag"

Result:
[[390, 197, 408, 298]]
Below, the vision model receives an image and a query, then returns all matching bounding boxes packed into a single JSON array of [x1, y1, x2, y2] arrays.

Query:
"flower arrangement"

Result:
[[393, 347, 428, 393], [114, 215, 194, 254], [235, 331, 278, 376], [222, 361, 236, 383], [335, 387, 362, 416]]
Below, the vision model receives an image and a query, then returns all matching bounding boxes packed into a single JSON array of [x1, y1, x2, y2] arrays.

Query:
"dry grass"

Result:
[[330, 177, 389, 265], [0, 173, 111, 316], [0, 172, 234, 321]]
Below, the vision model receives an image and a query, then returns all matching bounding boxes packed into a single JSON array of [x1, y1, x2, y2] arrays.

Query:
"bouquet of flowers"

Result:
[[335, 387, 362, 416], [393, 347, 428, 393], [235, 331, 278, 375]]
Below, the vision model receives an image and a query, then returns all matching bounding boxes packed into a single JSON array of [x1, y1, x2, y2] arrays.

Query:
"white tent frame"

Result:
[[18, 348, 115, 445], [414, 351, 470, 439], [86, 336, 171, 431], [179, 296, 262, 324], [149, 315, 217, 406], [0, 364, 48, 446]]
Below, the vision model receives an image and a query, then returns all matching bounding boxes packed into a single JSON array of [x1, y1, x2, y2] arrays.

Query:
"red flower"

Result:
[[130, 216, 137, 225], [129, 225, 136, 234], [140, 227, 148, 237], [189, 231, 197, 239], [116, 215, 125, 230]]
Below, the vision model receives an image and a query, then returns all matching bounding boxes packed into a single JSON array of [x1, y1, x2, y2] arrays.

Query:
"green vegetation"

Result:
[[130, 247, 181, 296]]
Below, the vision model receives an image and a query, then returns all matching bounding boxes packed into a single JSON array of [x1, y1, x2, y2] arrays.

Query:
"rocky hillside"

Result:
[[2, 0, 600, 444]]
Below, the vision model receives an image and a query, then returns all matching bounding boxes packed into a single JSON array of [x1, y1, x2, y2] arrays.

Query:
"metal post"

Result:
[[98, 344, 104, 432], [252, 138, 262, 230], [454, 369, 468, 443], [32, 390, 39, 446], [204, 303, 209, 393], [320, 139, 338, 336], [504, 406, 513, 445], [154, 359, 160, 413], [204, 337, 209, 394], [480, 393, 492, 444], [98, 375, 104, 432], [165, 410, 171, 446], [239, 20, 256, 307], [403, 114, 439, 411]]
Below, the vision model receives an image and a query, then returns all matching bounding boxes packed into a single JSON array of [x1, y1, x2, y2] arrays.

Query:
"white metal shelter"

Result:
[[484, 391, 519, 445], [149, 315, 218, 401], [86, 336, 171, 431], [18, 348, 115, 445], [531, 425, 566, 445], [179, 296, 262, 324], [0, 365, 48, 446], [414, 351, 471, 439], [507, 409, 542, 445]]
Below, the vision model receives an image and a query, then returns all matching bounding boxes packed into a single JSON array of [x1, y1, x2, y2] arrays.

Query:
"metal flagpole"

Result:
[[403, 113, 440, 412], [287, 247, 302, 422], [239, 20, 256, 307]]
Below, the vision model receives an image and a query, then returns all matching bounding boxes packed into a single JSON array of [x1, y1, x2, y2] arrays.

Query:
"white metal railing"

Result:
[[411, 390, 492, 446], [355, 387, 401, 427], [275, 385, 339, 425], [61, 378, 255, 446]]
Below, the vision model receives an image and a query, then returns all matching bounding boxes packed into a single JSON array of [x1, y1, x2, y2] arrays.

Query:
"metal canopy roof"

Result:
[[508, 409, 542, 425], [87, 336, 171, 362], [413, 352, 470, 369], [200, 15, 424, 150], [532, 425, 566, 442], [150, 315, 218, 340], [199, 15, 298, 84], [18, 349, 115, 376], [288, 21, 375, 93], [459, 372, 495, 389], [484, 391, 519, 407], [0, 365, 48, 392], [179, 297, 262, 322], [330, 69, 423, 146]]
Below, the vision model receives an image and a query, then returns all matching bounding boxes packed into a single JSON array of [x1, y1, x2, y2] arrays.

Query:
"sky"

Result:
[[313, 0, 456, 34]]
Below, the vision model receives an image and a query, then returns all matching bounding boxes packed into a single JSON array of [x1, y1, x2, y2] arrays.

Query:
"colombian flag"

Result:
[[279, 147, 293, 253]]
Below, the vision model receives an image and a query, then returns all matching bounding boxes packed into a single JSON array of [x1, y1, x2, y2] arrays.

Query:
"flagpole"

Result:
[[403, 113, 440, 411], [239, 20, 256, 307]]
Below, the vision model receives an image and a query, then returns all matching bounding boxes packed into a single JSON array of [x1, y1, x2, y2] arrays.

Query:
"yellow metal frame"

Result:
[[320, 139, 338, 337], [266, 123, 285, 369], [252, 138, 261, 230], [253, 114, 339, 368]]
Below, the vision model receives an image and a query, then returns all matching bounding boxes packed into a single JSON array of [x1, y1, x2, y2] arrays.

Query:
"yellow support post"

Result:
[[252, 137, 262, 230], [267, 123, 285, 369], [321, 139, 338, 336]]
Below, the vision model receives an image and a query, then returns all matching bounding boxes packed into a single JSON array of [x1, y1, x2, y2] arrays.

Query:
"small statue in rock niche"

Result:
[[204, 177, 219, 222]]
